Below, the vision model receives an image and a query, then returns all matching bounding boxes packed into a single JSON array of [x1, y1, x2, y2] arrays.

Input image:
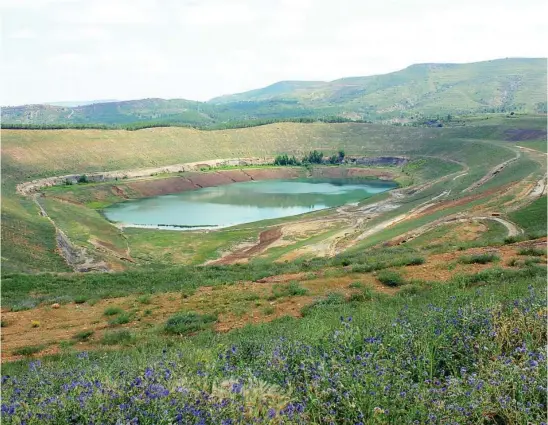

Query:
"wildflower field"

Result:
[[2, 266, 546, 424]]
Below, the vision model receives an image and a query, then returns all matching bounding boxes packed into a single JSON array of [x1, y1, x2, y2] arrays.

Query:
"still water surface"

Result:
[[103, 179, 397, 229]]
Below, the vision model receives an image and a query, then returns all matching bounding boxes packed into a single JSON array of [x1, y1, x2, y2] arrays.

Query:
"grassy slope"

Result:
[[509, 196, 547, 235]]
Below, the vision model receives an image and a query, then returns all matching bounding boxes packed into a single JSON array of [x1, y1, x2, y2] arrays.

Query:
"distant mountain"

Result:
[[1, 98, 219, 126], [210, 58, 547, 117], [44, 99, 119, 107], [2, 58, 546, 127], [210, 81, 325, 104]]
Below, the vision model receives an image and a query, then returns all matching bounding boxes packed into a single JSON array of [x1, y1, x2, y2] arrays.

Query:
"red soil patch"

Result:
[[399, 242, 546, 282], [126, 177, 198, 197], [213, 227, 283, 264], [0, 271, 390, 362]]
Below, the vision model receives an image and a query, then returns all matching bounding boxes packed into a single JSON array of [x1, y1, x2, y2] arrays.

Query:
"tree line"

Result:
[[273, 149, 345, 166], [1, 116, 371, 132]]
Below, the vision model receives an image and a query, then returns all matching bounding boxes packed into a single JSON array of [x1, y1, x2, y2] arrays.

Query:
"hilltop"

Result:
[[2, 58, 546, 127]]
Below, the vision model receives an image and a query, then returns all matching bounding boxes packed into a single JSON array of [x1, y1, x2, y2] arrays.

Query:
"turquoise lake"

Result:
[[103, 179, 397, 229]]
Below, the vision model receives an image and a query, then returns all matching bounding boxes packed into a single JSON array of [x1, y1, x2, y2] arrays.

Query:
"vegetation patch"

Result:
[[73, 330, 94, 341], [137, 295, 152, 304], [108, 313, 132, 326], [517, 246, 545, 256], [164, 312, 217, 335], [301, 292, 346, 316], [509, 196, 547, 236], [12, 345, 46, 356], [459, 253, 500, 264], [101, 329, 135, 346], [349, 287, 374, 302], [74, 295, 88, 304], [269, 281, 308, 300], [104, 306, 124, 316], [377, 270, 406, 287]]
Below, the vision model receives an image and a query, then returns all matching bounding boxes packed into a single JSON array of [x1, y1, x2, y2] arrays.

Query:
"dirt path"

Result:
[[475, 216, 523, 237], [462, 148, 521, 193], [210, 227, 283, 264]]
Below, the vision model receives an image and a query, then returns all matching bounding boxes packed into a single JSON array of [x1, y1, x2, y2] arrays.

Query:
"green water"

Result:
[[103, 178, 397, 229]]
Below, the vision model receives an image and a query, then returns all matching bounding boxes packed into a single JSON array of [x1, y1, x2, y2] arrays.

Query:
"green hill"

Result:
[[2, 58, 545, 127], [210, 58, 547, 119]]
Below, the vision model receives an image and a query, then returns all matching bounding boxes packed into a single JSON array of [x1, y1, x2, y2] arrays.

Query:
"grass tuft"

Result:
[[517, 247, 545, 256], [73, 330, 94, 341], [101, 329, 134, 345], [164, 312, 217, 335], [459, 253, 499, 264], [377, 270, 406, 287], [104, 306, 124, 316], [13, 345, 46, 356]]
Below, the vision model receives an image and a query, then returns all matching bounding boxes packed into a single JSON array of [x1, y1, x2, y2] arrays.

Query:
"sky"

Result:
[[1, 0, 546, 106]]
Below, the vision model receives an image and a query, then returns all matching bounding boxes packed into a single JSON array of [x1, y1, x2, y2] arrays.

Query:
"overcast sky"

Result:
[[1, 0, 546, 105]]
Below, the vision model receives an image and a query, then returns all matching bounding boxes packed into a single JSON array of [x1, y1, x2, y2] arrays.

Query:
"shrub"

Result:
[[137, 295, 151, 304], [31, 320, 40, 328], [504, 235, 523, 244], [524, 257, 542, 266], [269, 281, 308, 300], [181, 286, 196, 299], [164, 312, 217, 335], [301, 292, 346, 316], [13, 345, 45, 356], [101, 329, 134, 345], [517, 247, 545, 256], [459, 253, 499, 264], [262, 306, 275, 316], [73, 330, 94, 341], [351, 264, 375, 273], [77, 174, 89, 183], [104, 306, 124, 316], [403, 256, 425, 266], [507, 258, 520, 267], [398, 284, 423, 297], [349, 287, 373, 302], [108, 313, 132, 326], [11, 300, 38, 312], [377, 270, 406, 287], [74, 295, 88, 304]]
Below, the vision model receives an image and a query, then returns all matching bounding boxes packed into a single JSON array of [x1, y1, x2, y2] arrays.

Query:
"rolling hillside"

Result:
[[211, 58, 547, 117], [2, 58, 545, 126]]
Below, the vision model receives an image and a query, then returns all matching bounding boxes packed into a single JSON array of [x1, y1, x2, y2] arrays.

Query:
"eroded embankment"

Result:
[[16, 157, 271, 196], [42, 165, 401, 204], [17, 156, 406, 197]]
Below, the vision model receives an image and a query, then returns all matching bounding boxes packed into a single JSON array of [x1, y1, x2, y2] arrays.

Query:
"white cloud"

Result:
[[1, 0, 546, 105], [56, 0, 160, 25], [49, 27, 111, 41], [8, 28, 37, 39]]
